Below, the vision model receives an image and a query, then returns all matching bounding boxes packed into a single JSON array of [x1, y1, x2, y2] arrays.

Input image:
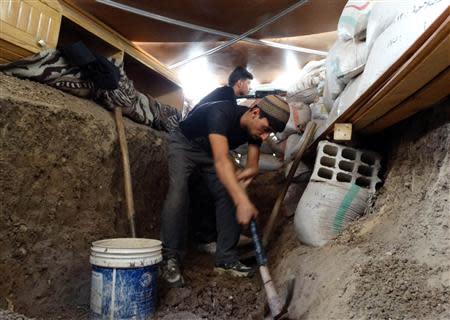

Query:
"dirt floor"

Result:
[[1, 74, 449, 319]]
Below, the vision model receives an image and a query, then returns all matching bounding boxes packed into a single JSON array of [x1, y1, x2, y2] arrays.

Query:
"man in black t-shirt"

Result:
[[160, 95, 290, 287], [193, 66, 253, 109], [189, 66, 253, 248]]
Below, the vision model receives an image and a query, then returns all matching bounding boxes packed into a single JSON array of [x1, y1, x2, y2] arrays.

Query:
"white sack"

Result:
[[323, 65, 344, 112], [326, 96, 341, 127], [337, 0, 374, 41], [294, 181, 370, 246], [328, 39, 369, 82], [276, 101, 311, 141], [287, 63, 326, 104], [359, 2, 448, 94], [327, 75, 363, 126], [366, 0, 448, 51], [302, 59, 326, 74], [323, 39, 367, 111]]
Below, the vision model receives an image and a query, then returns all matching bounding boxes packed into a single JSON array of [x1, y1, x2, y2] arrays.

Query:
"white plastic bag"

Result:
[[294, 181, 370, 246], [337, 0, 374, 41]]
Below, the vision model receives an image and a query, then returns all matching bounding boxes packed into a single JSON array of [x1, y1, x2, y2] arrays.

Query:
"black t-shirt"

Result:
[[194, 86, 236, 108], [179, 101, 261, 153]]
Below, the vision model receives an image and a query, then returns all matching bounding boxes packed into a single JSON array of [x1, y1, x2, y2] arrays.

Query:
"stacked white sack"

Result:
[[286, 59, 326, 105], [276, 101, 311, 141], [285, 60, 328, 132], [327, 75, 363, 126], [324, 0, 373, 113], [359, 0, 448, 94]]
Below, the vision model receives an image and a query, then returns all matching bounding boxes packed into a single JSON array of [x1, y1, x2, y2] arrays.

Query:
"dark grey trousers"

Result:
[[160, 129, 240, 264]]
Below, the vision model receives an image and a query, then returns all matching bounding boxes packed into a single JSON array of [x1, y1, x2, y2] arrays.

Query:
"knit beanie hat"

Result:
[[256, 95, 290, 132]]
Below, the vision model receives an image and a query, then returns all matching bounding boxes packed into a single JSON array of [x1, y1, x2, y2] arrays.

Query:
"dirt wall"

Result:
[[270, 98, 450, 320], [0, 74, 169, 317]]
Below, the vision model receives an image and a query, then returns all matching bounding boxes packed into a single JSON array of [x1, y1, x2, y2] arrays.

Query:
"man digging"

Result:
[[160, 95, 290, 287]]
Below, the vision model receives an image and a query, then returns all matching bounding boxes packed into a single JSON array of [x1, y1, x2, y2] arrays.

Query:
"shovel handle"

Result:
[[250, 219, 267, 266]]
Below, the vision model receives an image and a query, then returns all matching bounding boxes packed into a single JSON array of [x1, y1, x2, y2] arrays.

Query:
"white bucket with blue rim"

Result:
[[89, 238, 162, 319]]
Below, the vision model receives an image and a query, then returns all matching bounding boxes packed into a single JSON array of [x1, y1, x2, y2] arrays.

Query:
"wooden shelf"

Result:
[[314, 10, 450, 142], [0, 0, 61, 57], [58, 0, 181, 88], [1, 0, 184, 108]]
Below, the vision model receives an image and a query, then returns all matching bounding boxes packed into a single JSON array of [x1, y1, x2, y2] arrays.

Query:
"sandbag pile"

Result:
[[286, 59, 328, 129], [325, 0, 448, 125], [294, 141, 382, 246], [324, 0, 373, 124]]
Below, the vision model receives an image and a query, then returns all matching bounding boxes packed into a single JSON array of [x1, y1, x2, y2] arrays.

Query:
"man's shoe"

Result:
[[214, 261, 253, 278], [160, 258, 185, 287]]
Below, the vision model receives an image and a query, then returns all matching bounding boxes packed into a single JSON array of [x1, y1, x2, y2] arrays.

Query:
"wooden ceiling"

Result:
[[69, 0, 346, 86]]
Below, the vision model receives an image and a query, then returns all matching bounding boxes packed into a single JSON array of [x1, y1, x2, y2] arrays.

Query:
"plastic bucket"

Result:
[[89, 238, 162, 320]]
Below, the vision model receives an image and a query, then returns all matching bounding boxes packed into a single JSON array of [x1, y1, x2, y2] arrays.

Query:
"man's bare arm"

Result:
[[236, 144, 260, 187]]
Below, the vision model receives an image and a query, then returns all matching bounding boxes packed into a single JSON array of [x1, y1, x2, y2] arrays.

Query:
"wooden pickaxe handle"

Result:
[[114, 107, 137, 238]]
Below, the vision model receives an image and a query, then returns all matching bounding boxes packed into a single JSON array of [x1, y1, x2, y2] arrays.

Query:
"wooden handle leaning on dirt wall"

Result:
[[114, 107, 137, 238], [262, 121, 317, 247]]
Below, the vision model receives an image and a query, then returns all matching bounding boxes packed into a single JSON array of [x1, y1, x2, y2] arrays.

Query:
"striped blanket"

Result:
[[0, 49, 181, 132]]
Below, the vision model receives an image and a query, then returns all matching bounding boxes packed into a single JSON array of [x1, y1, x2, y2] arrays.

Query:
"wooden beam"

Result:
[[361, 68, 450, 134]]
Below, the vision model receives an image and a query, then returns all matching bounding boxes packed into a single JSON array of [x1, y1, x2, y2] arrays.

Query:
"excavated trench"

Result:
[[1, 74, 449, 319]]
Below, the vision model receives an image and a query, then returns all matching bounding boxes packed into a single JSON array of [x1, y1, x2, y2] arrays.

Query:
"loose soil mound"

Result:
[[270, 98, 450, 320], [0, 74, 168, 317]]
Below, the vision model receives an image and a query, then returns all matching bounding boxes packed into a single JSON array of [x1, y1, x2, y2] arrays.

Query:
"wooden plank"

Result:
[[362, 68, 450, 134], [0, 38, 33, 61], [59, 0, 181, 87], [313, 10, 449, 143], [352, 16, 450, 129]]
